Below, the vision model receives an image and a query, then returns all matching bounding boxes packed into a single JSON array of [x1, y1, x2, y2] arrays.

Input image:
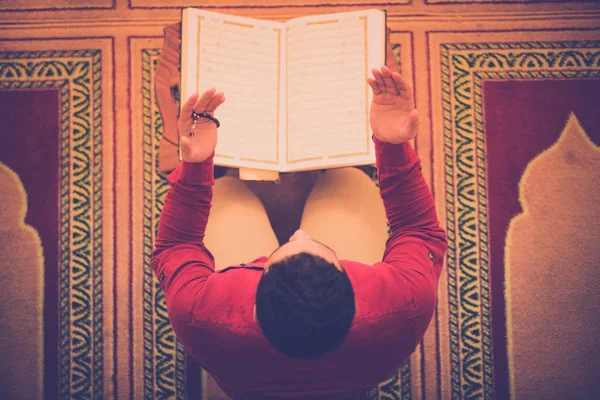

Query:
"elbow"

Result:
[[437, 226, 449, 251], [430, 226, 449, 266], [151, 243, 166, 268], [150, 243, 174, 275], [412, 284, 438, 340], [440, 226, 449, 251], [428, 220, 448, 253], [150, 251, 163, 275]]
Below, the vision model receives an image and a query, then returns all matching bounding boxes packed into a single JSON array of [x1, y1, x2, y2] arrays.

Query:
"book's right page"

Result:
[[281, 9, 385, 172]]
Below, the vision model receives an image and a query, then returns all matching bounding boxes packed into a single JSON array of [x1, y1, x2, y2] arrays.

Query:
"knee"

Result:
[[215, 175, 239, 185], [214, 175, 245, 191], [320, 167, 373, 186], [324, 167, 356, 176], [213, 176, 256, 201]]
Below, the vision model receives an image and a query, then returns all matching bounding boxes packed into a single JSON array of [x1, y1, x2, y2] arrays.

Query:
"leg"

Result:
[[205, 176, 279, 270], [300, 167, 388, 265]]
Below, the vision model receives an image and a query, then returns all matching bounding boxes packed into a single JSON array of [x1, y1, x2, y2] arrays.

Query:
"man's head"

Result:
[[254, 229, 356, 359]]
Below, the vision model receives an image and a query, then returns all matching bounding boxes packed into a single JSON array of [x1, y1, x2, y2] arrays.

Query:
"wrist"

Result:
[[372, 128, 412, 145], [181, 147, 216, 163], [372, 133, 408, 146], [372, 135, 415, 167], [176, 154, 215, 185]]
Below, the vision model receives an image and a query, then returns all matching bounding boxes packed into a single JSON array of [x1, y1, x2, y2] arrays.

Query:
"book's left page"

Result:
[[181, 8, 286, 171]]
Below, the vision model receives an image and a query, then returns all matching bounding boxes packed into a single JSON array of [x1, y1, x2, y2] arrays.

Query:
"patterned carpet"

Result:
[[0, 50, 106, 399], [432, 37, 600, 399], [1, 2, 599, 399]]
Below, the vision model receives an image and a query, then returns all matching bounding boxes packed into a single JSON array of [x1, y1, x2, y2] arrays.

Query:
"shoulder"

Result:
[[188, 264, 263, 325], [341, 261, 412, 321]]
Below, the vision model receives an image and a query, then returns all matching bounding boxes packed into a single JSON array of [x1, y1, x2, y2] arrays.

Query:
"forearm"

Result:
[[152, 156, 215, 260], [373, 136, 447, 263], [150, 156, 216, 329]]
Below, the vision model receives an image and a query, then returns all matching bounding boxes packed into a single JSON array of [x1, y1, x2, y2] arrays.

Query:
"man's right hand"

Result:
[[367, 67, 419, 145]]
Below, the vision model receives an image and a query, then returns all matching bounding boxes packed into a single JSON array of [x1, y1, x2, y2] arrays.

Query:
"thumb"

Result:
[[179, 135, 191, 153], [408, 109, 419, 138]]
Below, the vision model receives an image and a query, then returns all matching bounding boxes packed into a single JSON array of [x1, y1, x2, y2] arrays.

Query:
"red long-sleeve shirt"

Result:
[[151, 136, 448, 399]]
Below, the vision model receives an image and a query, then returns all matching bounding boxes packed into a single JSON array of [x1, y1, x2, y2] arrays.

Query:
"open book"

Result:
[[181, 8, 386, 172]]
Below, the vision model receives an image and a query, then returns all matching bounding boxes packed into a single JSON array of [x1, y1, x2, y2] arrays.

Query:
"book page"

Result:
[[282, 9, 384, 170], [181, 9, 284, 170]]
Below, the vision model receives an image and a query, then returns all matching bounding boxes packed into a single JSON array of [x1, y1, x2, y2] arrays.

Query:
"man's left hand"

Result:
[[178, 88, 226, 163]]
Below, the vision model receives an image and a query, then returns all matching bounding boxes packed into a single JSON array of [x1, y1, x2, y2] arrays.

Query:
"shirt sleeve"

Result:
[[150, 155, 216, 330], [373, 135, 448, 337]]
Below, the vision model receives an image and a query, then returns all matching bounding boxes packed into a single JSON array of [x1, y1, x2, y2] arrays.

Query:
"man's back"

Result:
[[173, 258, 425, 398]]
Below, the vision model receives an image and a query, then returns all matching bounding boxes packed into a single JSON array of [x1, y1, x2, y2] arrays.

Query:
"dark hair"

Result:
[[255, 252, 356, 359]]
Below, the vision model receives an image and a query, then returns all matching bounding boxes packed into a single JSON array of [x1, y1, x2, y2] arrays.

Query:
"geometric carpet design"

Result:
[[0, 49, 104, 399], [141, 48, 186, 400], [2, 2, 599, 399], [439, 39, 600, 399]]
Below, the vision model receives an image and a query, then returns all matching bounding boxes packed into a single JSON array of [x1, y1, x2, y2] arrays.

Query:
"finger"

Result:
[[391, 72, 414, 105], [386, 39, 399, 74], [408, 109, 419, 137], [180, 92, 199, 117], [391, 72, 410, 92], [367, 78, 382, 95], [192, 87, 216, 113], [367, 78, 380, 93], [212, 94, 226, 112], [381, 66, 399, 95], [208, 95, 226, 113], [371, 68, 386, 92], [205, 91, 225, 113]]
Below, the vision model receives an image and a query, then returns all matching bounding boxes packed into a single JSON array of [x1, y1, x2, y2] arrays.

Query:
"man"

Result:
[[151, 60, 448, 399]]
